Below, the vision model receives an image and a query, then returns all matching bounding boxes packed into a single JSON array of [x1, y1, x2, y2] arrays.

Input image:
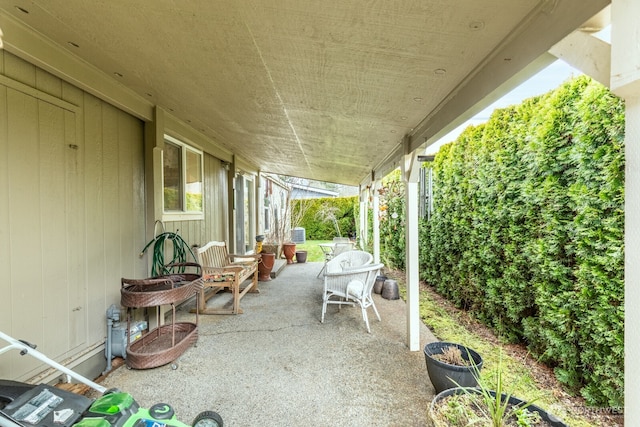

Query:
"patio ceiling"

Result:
[[0, 0, 609, 186]]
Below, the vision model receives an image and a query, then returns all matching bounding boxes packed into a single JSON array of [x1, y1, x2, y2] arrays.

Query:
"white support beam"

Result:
[[622, 98, 639, 424], [359, 187, 368, 250], [372, 181, 381, 265], [403, 178, 420, 351], [403, 136, 421, 184], [610, 0, 640, 98], [368, 143, 404, 189], [610, 0, 640, 422], [549, 30, 611, 87], [401, 139, 421, 351]]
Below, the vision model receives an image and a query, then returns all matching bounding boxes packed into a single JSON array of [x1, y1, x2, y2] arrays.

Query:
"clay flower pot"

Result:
[[282, 242, 296, 264], [258, 252, 275, 281]]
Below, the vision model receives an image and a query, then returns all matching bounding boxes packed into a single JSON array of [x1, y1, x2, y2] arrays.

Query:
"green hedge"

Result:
[[380, 76, 624, 407], [379, 170, 406, 269], [293, 196, 358, 240]]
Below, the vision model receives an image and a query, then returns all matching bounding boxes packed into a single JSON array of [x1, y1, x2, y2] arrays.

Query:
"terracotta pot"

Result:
[[282, 242, 296, 264], [258, 253, 275, 281]]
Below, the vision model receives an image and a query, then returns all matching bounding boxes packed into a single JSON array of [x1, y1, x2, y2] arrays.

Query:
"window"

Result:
[[263, 178, 272, 232], [163, 135, 203, 220], [234, 173, 256, 254]]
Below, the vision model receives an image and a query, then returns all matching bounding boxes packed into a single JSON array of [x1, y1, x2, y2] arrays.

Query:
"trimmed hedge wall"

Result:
[[293, 196, 358, 240], [379, 169, 406, 270], [380, 76, 624, 407]]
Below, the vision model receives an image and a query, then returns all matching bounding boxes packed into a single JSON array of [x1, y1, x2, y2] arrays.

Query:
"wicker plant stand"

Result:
[[120, 263, 203, 369]]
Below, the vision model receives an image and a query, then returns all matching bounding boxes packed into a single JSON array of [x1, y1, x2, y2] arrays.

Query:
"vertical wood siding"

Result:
[[0, 51, 146, 381]]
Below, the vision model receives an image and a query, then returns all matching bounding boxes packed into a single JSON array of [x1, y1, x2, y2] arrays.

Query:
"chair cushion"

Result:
[[346, 279, 365, 298], [205, 272, 237, 282]]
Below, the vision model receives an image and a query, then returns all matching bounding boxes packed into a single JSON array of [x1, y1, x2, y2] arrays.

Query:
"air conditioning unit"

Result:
[[291, 227, 306, 243]]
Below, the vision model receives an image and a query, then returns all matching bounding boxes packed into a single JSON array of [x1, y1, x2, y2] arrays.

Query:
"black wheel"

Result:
[[149, 403, 174, 420], [192, 410, 223, 427]]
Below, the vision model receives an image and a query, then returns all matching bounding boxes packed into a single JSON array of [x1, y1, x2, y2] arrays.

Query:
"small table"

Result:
[[317, 243, 335, 278], [318, 242, 335, 254]]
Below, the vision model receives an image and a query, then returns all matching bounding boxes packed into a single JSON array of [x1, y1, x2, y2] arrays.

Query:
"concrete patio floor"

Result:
[[97, 261, 439, 426]]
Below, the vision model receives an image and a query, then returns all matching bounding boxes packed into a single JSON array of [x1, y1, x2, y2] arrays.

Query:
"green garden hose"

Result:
[[140, 230, 197, 277]]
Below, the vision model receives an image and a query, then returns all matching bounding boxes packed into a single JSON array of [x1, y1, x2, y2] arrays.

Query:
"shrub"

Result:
[[383, 76, 624, 407]]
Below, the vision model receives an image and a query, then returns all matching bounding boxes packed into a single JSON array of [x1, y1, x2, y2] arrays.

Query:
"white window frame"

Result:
[[263, 178, 271, 233], [162, 134, 204, 222]]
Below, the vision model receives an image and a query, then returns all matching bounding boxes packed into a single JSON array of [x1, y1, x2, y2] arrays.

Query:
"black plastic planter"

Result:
[[295, 250, 307, 263], [373, 275, 387, 294], [423, 342, 483, 394], [429, 387, 568, 427]]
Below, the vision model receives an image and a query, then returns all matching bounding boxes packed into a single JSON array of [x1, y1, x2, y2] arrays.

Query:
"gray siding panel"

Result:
[[0, 51, 146, 381], [0, 50, 228, 383]]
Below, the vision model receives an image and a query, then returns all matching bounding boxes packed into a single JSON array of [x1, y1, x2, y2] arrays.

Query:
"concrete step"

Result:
[[271, 259, 287, 278]]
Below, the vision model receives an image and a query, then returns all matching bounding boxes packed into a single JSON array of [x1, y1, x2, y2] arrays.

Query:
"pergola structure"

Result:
[[0, 0, 635, 419]]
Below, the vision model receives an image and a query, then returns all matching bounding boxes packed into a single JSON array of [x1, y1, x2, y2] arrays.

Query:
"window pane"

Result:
[[163, 141, 182, 211], [185, 149, 203, 212], [244, 178, 251, 252]]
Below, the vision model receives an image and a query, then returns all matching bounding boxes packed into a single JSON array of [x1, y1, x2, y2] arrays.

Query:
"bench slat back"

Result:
[[197, 241, 229, 268]]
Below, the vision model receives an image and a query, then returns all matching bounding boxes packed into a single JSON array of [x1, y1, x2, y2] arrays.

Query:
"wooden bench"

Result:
[[191, 241, 260, 314]]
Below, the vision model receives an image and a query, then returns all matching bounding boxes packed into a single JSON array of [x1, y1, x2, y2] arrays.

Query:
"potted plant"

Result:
[[429, 352, 568, 427], [423, 341, 483, 394], [259, 241, 279, 280], [261, 242, 280, 258]]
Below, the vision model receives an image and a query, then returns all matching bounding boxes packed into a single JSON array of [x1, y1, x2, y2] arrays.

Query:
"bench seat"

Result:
[[191, 241, 259, 314]]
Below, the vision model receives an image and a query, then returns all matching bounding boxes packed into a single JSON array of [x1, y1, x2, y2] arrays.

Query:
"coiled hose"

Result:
[[140, 231, 197, 276]]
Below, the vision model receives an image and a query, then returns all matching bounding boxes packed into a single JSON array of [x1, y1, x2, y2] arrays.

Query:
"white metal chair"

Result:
[[321, 262, 384, 333]]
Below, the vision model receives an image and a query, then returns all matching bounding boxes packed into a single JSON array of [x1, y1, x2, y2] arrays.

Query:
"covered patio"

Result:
[[0, 1, 635, 422], [96, 261, 437, 426]]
